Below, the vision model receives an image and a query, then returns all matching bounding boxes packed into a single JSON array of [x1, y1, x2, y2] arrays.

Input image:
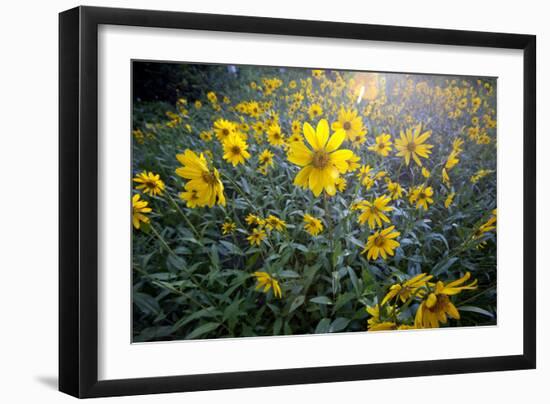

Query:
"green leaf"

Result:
[[310, 296, 333, 305], [329, 317, 350, 333], [315, 318, 331, 334], [458, 305, 495, 318], [289, 295, 305, 313], [185, 322, 220, 340], [133, 292, 160, 316]]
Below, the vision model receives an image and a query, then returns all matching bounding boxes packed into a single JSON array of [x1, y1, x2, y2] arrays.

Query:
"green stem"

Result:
[[164, 191, 200, 238]]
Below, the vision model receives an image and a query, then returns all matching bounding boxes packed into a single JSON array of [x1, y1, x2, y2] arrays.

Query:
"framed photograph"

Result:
[[59, 6, 536, 398]]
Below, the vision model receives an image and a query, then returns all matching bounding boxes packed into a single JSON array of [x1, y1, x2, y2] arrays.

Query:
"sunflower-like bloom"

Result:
[[175, 150, 226, 208], [386, 180, 404, 200], [381, 273, 433, 306], [265, 215, 286, 232], [213, 118, 237, 142], [287, 119, 353, 197], [308, 103, 323, 120], [258, 149, 274, 168], [331, 108, 366, 144], [221, 221, 236, 235], [253, 271, 282, 299], [267, 123, 285, 147], [247, 228, 267, 246], [356, 195, 394, 228], [368, 134, 393, 156], [414, 272, 478, 328], [394, 124, 433, 166], [222, 133, 251, 166], [245, 213, 265, 227], [409, 185, 434, 210], [362, 225, 400, 260], [303, 214, 323, 236], [132, 171, 165, 196], [132, 194, 152, 229]]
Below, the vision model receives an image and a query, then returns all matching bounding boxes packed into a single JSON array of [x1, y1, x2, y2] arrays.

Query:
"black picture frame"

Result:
[[59, 5, 536, 398]]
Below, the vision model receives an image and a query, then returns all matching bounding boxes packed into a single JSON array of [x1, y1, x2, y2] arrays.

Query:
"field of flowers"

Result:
[[131, 62, 497, 342]]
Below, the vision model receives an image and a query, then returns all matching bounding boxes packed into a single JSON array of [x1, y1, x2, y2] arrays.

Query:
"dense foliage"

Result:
[[132, 63, 497, 342]]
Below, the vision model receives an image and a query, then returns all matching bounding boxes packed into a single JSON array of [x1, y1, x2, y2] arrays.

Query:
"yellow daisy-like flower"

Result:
[[331, 108, 366, 144], [267, 123, 285, 147], [175, 150, 226, 208], [221, 221, 236, 235], [222, 133, 251, 166], [311, 69, 324, 79], [357, 195, 394, 228], [179, 183, 201, 208], [335, 177, 347, 192], [132, 171, 165, 196], [409, 185, 434, 210], [362, 225, 400, 260], [473, 211, 497, 239], [308, 103, 323, 120], [288, 133, 303, 143], [452, 138, 464, 153], [247, 228, 267, 246], [291, 120, 301, 134], [445, 150, 460, 170], [132, 194, 152, 229], [258, 149, 275, 167], [368, 134, 393, 156], [200, 131, 213, 142], [414, 272, 478, 329], [253, 271, 282, 299], [303, 214, 323, 236], [386, 180, 404, 200], [213, 119, 237, 142], [287, 119, 353, 197], [394, 124, 433, 166], [245, 213, 265, 227], [444, 192, 455, 208], [207, 91, 218, 103], [381, 273, 433, 306], [345, 153, 361, 172], [265, 215, 286, 232], [366, 305, 396, 331]]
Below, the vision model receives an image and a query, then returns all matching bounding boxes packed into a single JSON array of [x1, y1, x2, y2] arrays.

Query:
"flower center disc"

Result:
[[202, 172, 217, 185], [231, 146, 241, 155], [407, 142, 417, 152], [374, 235, 385, 247], [343, 122, 351, 130], [312, 151, 330, 168]]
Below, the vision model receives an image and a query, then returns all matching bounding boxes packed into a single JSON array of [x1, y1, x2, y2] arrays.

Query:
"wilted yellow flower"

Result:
[[133, 171, 165, 196], [253, 271, 282, 298], [132, 194, 151, 229], [381, 273, 433, 306]]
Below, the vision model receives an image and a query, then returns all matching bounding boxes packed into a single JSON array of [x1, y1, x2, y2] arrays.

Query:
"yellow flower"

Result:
[[445, 150, 460, 170], [175, 150, 226, 207], [452, 138, 464, 153], [442, 168, 451, 187], [394, 124, 433, 166], [288, 133, 303, 143], [247, 228, 267, 246], [308, 103, 323, 120], [362, 225, 400, 260], [265, 215, 286, 232], [474, 211, 497, 239], [194, 100, 202, 109], [331, 108, 366, 144], [213, 119, 237, 142], [381, 273, 433, 306], [221, 221, 236, 235], [303, 214, 323, 236], [179, 183, 202, 208], [368, 134, 393, 156], [444, 192, 455, 208], [287, 119, 353, 197], [414, 272, 478, 328], [245, 213, 265, 227], [200, 131, 213, 142], [357, 195, 394, 228], [258, 149, 275, 167], [222, 133, 251, 166], [267, 123, 285, 147], [366, 305, 397, 331], [207, 91, 218, 103], [421, 167, 431, 178], [311, 69, 324, 79], [470, 169, 493, 183], [133, 171, 165, 196], [253, 271, 282, 298], [132, 194, 151, 229], [291, 120, 301, 134], [335, 177, 347, 192], [409, 185, 434, 210], [386, 180, 404, 200]]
